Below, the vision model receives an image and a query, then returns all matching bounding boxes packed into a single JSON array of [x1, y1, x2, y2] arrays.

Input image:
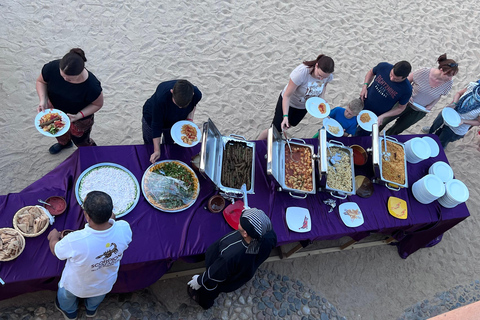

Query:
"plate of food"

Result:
[[357, 110, 378, 132], [305, 97, 330, 119], [13, 206, 50, 237], [285, 207, 311, 233], [338, 202, 364, 228], [323, 118, 344, 137], [442, 107, 461, 127], [75, 163, 140, 218], [35, 109, 70, 137], [142, 160, 200, 212], [411, 102, 430, 113], [0, 228, 25, 261], [171, 120, 202, 147]]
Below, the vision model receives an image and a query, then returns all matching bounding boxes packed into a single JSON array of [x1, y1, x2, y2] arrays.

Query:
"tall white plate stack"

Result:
[[412, 174, 445, 204], [437, 179, 469, 208], [405, 137, 431, 164], [428, 161, 454, 183]]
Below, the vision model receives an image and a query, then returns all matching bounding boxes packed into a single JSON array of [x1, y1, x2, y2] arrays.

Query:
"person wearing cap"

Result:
[[187, 208, 277, 309], [356, 60, 413, 136], [141, 79, 202, 163]]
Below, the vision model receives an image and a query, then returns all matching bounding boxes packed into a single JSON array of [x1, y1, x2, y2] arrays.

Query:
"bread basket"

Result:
[[0, 228, 26, 261], [13, 206, 50, 237]]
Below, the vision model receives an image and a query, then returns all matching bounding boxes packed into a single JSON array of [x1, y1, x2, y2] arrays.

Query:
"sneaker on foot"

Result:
[[421, 126, 430, 134], [55, 297, 78, 320], [85, 308, 97, 318], [49, 141, 73, 154]]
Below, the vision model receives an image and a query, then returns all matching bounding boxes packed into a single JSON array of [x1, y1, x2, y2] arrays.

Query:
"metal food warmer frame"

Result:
[[199, 118, 256, 195]]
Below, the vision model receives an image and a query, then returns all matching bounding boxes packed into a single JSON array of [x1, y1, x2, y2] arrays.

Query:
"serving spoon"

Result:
[[38, 199, 52, 206]]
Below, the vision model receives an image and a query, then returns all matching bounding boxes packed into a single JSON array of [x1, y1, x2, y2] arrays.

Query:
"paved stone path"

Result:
[[1, 269, 478, 320]]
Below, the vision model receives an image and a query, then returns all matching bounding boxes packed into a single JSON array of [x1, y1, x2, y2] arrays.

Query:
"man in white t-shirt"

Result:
[[47, 191, 132, 320]]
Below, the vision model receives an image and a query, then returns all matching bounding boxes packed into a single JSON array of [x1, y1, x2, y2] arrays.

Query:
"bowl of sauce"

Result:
[[207, 195, 226, 213], [350, 145, 368, 166], [44, 196, 67, 216]]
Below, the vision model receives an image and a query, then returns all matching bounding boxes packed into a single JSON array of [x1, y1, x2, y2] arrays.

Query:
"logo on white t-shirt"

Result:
[[91, 242, 122, 271]]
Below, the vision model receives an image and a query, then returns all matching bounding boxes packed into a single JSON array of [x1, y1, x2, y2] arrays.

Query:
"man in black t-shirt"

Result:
[[142, 79, 202, 163]]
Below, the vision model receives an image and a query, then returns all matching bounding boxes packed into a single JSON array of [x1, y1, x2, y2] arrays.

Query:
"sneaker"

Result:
[[49, 141, 73, 154], [421, 126, 430, 134], [55, 297, 78, 320], [85, 308, 97, 318]]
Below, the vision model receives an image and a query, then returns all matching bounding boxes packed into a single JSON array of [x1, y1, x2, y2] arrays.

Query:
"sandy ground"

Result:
[[1, 0, 480, 319]]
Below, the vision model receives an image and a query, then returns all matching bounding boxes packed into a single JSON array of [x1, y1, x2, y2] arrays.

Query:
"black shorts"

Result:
[[271, 94, 308, 132]]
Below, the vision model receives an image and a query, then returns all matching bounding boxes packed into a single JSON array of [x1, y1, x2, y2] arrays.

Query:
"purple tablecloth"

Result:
[[0, 135, 469, 300]]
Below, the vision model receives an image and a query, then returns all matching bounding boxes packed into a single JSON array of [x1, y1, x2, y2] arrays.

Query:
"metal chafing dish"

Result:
[[317, 129, 356, 199], [266, 126, 316, 198], [370, 124, 408, 190], [199, 118, 256, 194]]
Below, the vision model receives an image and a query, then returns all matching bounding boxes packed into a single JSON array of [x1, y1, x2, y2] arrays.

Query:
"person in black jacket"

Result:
[[187, 208, 277, 309]]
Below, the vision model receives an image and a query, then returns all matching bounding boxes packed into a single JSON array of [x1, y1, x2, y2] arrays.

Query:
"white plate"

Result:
[[422, 136, 439, 158], [446, 179, 469, 202], [75, 163, 140, 218], [338, 202, 364, 228], [323, 118, 344, 137], [357, 110, 378, 132], [35, 109, 71, 138], [429, 161, 453, 183], [286, 207, 311, 233], [411, 102, 430, 113], [170, 121, 202, 147], [305, 97, 330, 119], [442, 108, 461, 127]]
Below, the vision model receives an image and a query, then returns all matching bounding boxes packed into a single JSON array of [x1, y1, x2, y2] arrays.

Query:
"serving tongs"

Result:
[[283, 131, 297, 162], [382, 131, 391, 161]]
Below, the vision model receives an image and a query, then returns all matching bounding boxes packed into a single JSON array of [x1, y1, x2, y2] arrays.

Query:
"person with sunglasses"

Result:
[[257, 54, 334, 140], [380, 54, 458, 135], [422, 79, 480, 148]]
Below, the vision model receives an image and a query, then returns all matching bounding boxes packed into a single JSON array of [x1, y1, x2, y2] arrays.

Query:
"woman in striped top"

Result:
[[380, 54, 458, 135]]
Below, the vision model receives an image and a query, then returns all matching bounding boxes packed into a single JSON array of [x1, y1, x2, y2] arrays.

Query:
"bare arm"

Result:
[[281, 79, 299, 131], [377, 103, 408, 126], [67, 92, 104, 122], [36, 74, 50, 112], [461, 115, 480, 127], [47, 229, 61, 257], [360, 69, 375, 101], [150, 137, 162, 163]]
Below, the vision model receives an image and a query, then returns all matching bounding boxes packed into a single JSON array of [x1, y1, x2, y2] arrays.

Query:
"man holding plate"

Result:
[[142, 79, 202, 163], [356, 61, 412, 136]]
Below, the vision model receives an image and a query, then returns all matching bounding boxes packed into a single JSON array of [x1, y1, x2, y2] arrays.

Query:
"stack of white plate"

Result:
[[405, 137, 431, 164], [438, 179, 469, 208], [422, 136, 440, 158], [428, 161, 454, 183], [412, 174, 446, 204]]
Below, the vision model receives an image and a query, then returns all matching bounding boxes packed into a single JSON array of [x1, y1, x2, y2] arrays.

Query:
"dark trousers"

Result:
[[427, 113, 463, 148], [382, 104, 427, 135], [57, 115, 96, 147]]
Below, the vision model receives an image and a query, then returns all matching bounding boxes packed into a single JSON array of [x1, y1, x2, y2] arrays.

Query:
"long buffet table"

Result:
[[0, 134, 470, 300]]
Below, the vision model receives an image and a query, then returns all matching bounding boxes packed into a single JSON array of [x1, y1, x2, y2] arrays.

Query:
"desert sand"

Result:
[[1, 0, 480, 318]]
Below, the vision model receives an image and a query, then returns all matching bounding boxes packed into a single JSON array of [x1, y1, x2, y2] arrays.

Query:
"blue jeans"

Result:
[[57, 286, 106, 314], [428, 113, 464, 148]]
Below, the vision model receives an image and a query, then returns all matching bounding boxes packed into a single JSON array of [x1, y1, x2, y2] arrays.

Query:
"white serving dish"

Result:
[[285, 207, 311, 233]]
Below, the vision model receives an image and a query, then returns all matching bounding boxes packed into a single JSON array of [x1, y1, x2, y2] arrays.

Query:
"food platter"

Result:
[[305, 97, 330, 119], [34, 109, 71, 137], [0, 228, 25, 261], [357, 110, 377, 131], [75, 163, 140, 218], [442, 107, 461, 127], [411, 102, 430, 113], [323, 117, 344, 137], [13, 206, 50, 237], [142, 160, 200, 212], [171, 120, 202, 147]]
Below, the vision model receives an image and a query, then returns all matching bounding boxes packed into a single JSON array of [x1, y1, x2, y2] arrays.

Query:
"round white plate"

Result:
[[305, 97, 330, 119], [35, 109, 71, 138], [170, 121, 202, 147], [323, 118, 344, 137], [422, 136, 439, 158], [423, 174, 446, 198], [408, 137, 431, 160], [411, 102, 430, 113], [357, 110, 378, 132], [446, 179, 469, 202], [429, 161, 453, 183], [285, 207, 311, 233], [442, 108, 461, 127], [338, 202, 364, 228]]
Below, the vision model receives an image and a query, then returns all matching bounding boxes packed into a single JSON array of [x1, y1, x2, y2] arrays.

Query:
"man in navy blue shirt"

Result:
[[142, 79, 202, 163], [356, 61, 412, 136]]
